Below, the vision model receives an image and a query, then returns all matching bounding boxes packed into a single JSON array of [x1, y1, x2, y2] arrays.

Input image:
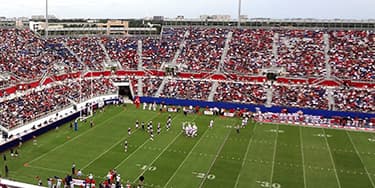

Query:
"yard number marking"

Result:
[[314, 134, 332, 138], [368, 138, 375, 142], [136, 164, 157, 171], [256, 180, 281, 188], [192, 172, 215, 180], [269, 129, 284, 133]]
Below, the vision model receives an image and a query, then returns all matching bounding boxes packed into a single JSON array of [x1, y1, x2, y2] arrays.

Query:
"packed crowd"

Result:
[[142, 37, 177, 70], [276, 29, 326, 77], [102, 37, 138, 70], [63, 78, 117, 102], [131, 77, 163, 97], [177, 27, 228, 72], [224, 29, 274, 75], [160, 79, 212, 100], [334, 87, 374, 112], [272, 85, 328, 110], [213, 82, 267, 104], [329, 30, 375, 80], [0, 28, 374, 83], [64, 37, 106, 70], [0, 85, 70, 128], [0, 78, 116, 129], [0, 28, 62, 80]]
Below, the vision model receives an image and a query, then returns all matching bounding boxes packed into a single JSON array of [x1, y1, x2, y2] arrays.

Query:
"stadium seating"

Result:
[[102, 37, 138, 70], [224, 29, 274, 75], [329, 30, 375, 80], [0, 78, 116, 129], [1, 27, 374, 82], [131, 77, 163, 97], [64, 37, 106, 70], [334, 87, 374, 112], [63, 78, 117, 102], [0, 28, 61, 80], [0, 27, 374, 129], [176, 27, 228, 72], [272, 85, 328, 110], [276, 29, 326, 77], [0, 85, 71, 129], [160, 79, 212, 100], [213, 82, 267, 104]]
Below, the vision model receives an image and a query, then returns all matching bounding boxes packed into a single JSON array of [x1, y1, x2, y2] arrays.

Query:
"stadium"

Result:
[[0, 0, 374, 187]]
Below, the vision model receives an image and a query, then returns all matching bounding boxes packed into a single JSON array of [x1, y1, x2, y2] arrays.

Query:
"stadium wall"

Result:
[[139, 97, 375, 119]]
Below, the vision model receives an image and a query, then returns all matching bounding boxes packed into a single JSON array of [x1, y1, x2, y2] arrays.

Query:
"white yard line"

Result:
[[163, 121, 212, 188], [132, 131, 183, 183], [28, 111, 123, 165], [269, 125, 279, 185], [346, 131, 375, 187], [81, 113, 160, 170], [322, 128, 342, 188], [28, 165, 67, 174], [198, 129, 231, 188], [114, 136, 151, 170], [299, 127, 307, 188], [234, 124, 258, 188]]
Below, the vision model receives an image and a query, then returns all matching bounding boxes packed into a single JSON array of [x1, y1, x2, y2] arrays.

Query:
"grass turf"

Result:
[[1, 105, 375, 188]]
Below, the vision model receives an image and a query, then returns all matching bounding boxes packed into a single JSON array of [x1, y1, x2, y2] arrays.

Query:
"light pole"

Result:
[[237, 0, 241, 28], [45, 0, 48, 38]]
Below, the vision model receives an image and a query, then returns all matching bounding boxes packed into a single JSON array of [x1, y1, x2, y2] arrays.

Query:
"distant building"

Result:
[[98, 20, 129, 35], [176, 16, 185, 20], [31, 15, 57, 20], [31, 15, 45, 20], [211, 15, 231, 21], [240, 15, 248, 21], [200, 15, 210, 20], [153, 16, 164, 21], [199, 15, 232, 21]]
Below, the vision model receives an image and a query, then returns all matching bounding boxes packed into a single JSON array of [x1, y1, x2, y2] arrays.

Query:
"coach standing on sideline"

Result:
[[72, 162, 76, 175], [5, 164, 8, 177]]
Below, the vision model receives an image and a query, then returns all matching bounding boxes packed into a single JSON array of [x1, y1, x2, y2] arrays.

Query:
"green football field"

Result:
[[1, 105, 375, 188]]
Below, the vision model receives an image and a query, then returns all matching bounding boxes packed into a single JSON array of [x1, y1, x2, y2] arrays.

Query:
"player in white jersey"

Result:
[[150, 132, 154, 141], [152, 102, 157, 111], [124, 140, 128, 152], [209, 120, 214, 128], [157, 123, 161, 134]]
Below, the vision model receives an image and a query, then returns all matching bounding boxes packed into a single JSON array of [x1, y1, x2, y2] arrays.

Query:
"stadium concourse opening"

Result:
[[119, 85, 133, 100]]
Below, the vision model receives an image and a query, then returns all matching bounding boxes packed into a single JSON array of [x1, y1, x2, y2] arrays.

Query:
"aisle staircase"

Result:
[[155, 77, 169, 97], [217, 31, 233, 73], [327, 87, 335, 110], [207, 81, 219, 101], [137, 78, 143, 97], [63, 42, 84, 67], [265, 85, 273, 107], [137, 40, 143, 70]]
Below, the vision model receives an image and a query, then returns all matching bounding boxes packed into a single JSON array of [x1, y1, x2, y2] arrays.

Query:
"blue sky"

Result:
[[1, 0, 374, 19]]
